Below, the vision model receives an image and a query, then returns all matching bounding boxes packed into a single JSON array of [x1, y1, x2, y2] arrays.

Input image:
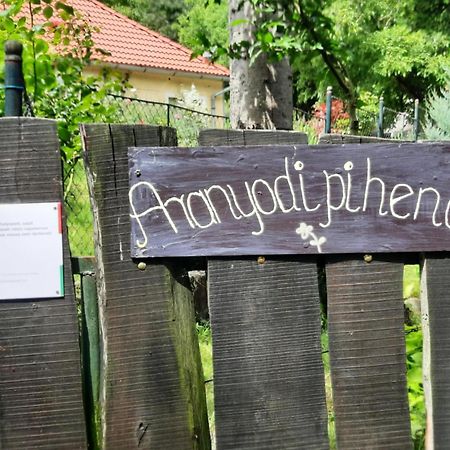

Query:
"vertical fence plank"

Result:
[[208, 258, 328, 450], [421, 256, 450, 448], [326, 257, 412, 449], [199, 129, 328, 450], [0, 118, 87, 449], [319, 133, 413, 449], [81, 123, 209, 450]]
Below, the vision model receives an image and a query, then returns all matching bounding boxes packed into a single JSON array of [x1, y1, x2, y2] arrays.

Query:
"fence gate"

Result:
[[80, 123, 450, 450]]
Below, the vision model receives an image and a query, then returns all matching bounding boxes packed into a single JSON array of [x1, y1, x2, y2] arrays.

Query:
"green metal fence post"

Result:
[[4, 40, 24, 117], [325, 86, 332, 134], [167, 103, 171, 127], [72, 257, 101, 450], [413, 99, 420, 141], [377, 96, 384, 138]]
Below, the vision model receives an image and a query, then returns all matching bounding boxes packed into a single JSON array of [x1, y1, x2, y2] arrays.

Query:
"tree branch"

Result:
[[296, 1, 356, 102]]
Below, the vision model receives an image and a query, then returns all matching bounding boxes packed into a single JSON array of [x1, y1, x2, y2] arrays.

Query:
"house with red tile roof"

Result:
[[47, 0, 230, 114]]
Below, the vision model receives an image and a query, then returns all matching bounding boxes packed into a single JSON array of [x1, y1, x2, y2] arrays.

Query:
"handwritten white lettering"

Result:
[[129, 156, 449, 253]]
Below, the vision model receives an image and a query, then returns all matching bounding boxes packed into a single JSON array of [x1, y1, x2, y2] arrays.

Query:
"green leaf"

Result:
[[43, 6, 54, 20], [55, 2, 74, 15]]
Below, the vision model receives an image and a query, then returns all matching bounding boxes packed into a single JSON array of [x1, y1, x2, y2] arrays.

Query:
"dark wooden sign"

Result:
[[129, 143, 450, 257]]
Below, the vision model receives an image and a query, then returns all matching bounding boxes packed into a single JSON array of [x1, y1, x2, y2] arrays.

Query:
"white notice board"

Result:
[[0, 202, 64, 300]]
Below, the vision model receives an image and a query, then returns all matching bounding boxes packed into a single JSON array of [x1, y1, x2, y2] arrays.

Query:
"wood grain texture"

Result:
[[199, 129, 308, 146], [81, 123, 209, 450], [201, 129, 328, 450], [0, 118, 87, 449], [129, 142, 450, 257], [421, 255, 450, 449], [319, 134, 412, 144], [326, 257, 412, 449], [208, 257, 329, 450]]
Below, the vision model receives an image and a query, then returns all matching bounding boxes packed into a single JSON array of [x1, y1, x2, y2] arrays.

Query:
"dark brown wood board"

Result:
[[208, 257, 329, 450], [326, 257, 412, 449], [421, 255, 450, 448], [201, 129, 328, 450], [319, 133, 412, 144], [129, 142, 450, 257], [199, 129, 308, 145], [81, 123, 209, 450], [0, 118, 87, 449]]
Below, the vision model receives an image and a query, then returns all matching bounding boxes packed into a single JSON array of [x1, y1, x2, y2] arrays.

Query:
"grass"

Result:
[[197, 265, 424, 448], [404, 265, 421, 299], [196, 322, 215, 446]]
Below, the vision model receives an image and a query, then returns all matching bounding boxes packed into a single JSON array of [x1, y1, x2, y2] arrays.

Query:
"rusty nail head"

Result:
[[364, 254, 373, 263], [137, 261, 147, 270], [257, 256, 265, 265]]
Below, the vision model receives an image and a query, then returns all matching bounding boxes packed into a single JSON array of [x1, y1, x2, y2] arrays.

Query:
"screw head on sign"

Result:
[[257, 256, 265, 265], [363, 254, 373, 263], [137, 262, 147, 270]]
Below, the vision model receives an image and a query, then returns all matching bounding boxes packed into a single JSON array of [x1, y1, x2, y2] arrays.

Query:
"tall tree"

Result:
[[177, 0, 228, 66], [228, 0, 293, 130], [188, 0, 449, 130], [242, 0, 450, 130]]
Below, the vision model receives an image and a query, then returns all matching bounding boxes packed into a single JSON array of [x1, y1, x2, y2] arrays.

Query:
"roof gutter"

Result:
[[96, 61, 230, 82]]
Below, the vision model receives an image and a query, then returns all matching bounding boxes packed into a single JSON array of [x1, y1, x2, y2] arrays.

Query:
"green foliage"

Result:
[[293, 114, 319, 144], [176, 0, 229, 66], [403, 264, 425, 448], [196, 322, 215, 442], [201, 0, 449, 121], [424, 75, 450, 140], [99, 0, 185, 41], [0, 0, 126, 162], [0, 0, 126, 254], [404, 265, 421, 299], [405, 325, 425, 448]]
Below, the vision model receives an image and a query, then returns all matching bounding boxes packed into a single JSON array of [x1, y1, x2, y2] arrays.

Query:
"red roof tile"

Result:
[[44, 0, 229, 79]]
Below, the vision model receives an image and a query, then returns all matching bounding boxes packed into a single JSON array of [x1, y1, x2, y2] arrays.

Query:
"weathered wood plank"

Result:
[[326, 256, 412, 449], [421, 255, 450, 448], [81, 123, 209, 450], [200, 129, 328, 450], [208, 257, 329, 450], [0, 118, 87, 449], [128, 142, 450, 257], [199, 129, 308, 146], [319, 134, 411, 144]]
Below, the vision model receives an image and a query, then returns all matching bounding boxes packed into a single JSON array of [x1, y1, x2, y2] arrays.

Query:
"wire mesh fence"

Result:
[[104, 94, 231, 146]]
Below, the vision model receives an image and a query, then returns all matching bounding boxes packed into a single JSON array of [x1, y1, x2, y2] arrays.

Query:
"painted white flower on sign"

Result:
[[295, 222, 327, 253]]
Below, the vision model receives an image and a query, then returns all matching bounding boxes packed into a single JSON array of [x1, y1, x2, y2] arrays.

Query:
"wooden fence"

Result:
[[1, 118, 450, 449]]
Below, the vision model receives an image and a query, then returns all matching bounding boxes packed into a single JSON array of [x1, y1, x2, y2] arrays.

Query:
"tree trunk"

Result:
[[229, 0, 293, 130]]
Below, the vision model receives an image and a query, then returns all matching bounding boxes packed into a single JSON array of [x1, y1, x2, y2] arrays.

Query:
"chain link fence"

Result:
[[104, 94, 230, 146]]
